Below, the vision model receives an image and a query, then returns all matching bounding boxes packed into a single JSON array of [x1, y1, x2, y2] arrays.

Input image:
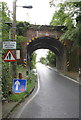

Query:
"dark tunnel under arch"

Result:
[[27, 36, 67, 71], [26, 36, 66, 71], [27, 36, 64, 57]]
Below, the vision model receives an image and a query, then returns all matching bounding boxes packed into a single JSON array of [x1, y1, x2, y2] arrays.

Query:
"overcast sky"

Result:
[[1, 0, 53, 25], [1, 0, 80, 24], [1, 0, 65, 25]]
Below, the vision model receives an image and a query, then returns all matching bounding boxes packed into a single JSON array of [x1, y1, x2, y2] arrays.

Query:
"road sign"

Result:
[[13, 79, 27, 93], [3, 41, 16, 49], [4, 50, 16, 61], [16, 50, 20, 59]]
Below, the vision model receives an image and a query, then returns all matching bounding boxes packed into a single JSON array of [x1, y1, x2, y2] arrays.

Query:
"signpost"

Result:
[[13, 79, 27, 93], [3, 41, 16, 49]]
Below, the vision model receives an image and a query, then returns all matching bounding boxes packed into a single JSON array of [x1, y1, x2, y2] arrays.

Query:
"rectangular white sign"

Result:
[[3, 41, 16, 49], [16, 50, 20, 59]]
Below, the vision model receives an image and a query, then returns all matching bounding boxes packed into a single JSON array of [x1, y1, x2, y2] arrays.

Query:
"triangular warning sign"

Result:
[[4, 50, 16, 61]]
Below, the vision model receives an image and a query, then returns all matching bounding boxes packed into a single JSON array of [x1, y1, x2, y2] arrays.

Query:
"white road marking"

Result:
[[16, 73, 40, 118], [47, 66, 81, 85], [59, 73, 80, 84]]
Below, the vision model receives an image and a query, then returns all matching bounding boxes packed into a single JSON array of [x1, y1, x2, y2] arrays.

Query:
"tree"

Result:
[[46, 50, 56, 66], [39, 57, 47, 64], [16, 21, 30, 36], [2, 2, 12, 22], [2, 2, 12, 40], [2, 2, 13, 99], [50, 4, 73, 27], [30, 52, 37, 69], [16, 35, 27, 49], [50, 1, 81, 45], [50, 1, 81, 71]]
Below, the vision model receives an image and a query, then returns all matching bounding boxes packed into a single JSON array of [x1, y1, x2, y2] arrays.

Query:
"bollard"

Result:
[[19, 73, 22, 79]]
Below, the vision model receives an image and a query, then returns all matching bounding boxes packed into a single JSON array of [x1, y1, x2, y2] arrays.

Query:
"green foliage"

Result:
[[30, 52, 37, 69], [2, 2, 12, 22], [16, 35, 27, 49], [16, 21, 30, 36], [2, 60, 12, 99], [8, 71, 36, 102], [2, 2, 12, 40], [46, 50, 56, 66], [50, 2, 74, 28], [2, 23, 10, 40], [40, 57, 47, 64], [2, 2, 13, 99], [50, 1, 81, 47], [61, 24, 80, 47], [50, 9, 68, 26]]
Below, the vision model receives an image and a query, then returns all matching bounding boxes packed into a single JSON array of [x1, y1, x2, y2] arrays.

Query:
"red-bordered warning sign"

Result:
[[4, 50, 16, 62]]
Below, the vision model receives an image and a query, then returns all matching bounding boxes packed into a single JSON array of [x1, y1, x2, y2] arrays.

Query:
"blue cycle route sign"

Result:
[[13, 79, 27, 93]]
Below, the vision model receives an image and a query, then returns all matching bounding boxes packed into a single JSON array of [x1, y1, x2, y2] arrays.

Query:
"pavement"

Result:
[[2, 101, 18, 118], [2, 66, 79, 119]]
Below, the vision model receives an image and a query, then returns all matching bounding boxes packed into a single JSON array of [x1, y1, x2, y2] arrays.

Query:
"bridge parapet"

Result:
[[26, 25, 67, 42]]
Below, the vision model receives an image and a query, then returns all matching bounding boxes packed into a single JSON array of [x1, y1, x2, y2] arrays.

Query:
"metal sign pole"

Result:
[[12, 0, 17, 78]]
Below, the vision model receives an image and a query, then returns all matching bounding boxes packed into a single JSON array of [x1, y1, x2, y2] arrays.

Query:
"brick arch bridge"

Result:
[[21, 25, 67, 71]]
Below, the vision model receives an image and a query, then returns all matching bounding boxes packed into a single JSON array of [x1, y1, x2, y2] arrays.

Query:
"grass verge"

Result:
[[8, 65, 36, 102]]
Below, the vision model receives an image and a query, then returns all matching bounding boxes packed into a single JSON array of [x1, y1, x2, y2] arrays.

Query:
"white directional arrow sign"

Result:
[[13, 79, 27, 93], [15, 80, 20, 91]]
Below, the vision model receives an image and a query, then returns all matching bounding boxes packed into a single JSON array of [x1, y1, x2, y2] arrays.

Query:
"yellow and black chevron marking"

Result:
[[64, 42, 67, 46], [27, 37, 38, 46], [29, 40, 32, 42], [24, 61, 26, 67], [67, 61, 70, 67], [32, 38, 35, 40], [56, 37, 59, 40], [27, 42, 29, 45], [35, 37, 38, 39]]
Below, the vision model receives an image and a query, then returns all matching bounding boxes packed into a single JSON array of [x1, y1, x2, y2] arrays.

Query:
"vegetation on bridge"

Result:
[[50, 0, 81, 46]]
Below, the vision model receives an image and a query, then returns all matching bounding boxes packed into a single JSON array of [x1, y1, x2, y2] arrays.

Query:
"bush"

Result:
[[2, 61, 12, 99], [8, 70, 36, 102]]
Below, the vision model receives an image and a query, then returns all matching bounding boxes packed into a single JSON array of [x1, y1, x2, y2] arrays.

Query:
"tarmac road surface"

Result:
[[9, 63, 79, 118]]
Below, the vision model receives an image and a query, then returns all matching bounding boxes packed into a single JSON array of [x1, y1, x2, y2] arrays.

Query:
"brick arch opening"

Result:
[[27, 36, 66, 71], [27, 36, 64, 55]]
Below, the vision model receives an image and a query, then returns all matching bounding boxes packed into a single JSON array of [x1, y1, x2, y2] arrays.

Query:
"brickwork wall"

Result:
[[20, 25, 66, 64]]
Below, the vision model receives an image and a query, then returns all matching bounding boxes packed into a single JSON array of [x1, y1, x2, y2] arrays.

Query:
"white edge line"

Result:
[[16, 73, 40, 118], [59, 73, 80, 85], [47, 66, 80, 85]]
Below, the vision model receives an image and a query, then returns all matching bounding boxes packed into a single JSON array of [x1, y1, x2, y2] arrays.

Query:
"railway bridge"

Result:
[[20, 25, 67, 72]]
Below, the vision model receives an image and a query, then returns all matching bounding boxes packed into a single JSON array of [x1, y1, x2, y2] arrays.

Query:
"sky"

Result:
[[36, 49, 49, 62], [1, 0, 80, 25], [1, 0, 56, 25]]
